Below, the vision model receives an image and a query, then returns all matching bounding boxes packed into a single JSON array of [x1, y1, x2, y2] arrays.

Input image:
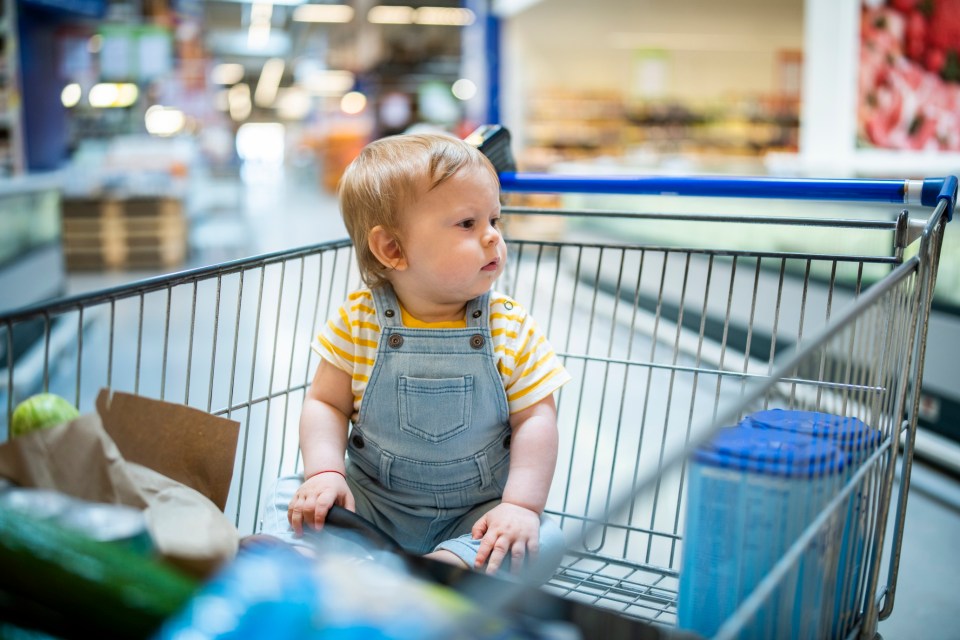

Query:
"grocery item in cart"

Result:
[[0, 486, 154, 556], [740, 409, 883, 638], [677, 425, 847, 639], [10, 392, 79, 437], [156, 543, 536, 640], [0, 503, 198, 637]]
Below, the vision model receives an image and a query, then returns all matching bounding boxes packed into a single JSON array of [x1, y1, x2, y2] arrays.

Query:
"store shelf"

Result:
[[61, 196, 188, 271], [522, 89, 799, 171], [522, 90, 626, 169]]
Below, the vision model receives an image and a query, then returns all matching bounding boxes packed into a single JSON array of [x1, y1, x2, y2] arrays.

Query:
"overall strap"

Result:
[[370, 284, 403, 327], [465, 290, 491, 329]]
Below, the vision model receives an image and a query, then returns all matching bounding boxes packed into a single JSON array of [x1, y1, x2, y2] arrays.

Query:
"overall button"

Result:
[[384, 309, 395, 318], [472, 309, 482, 319], [388, 334, 404, 348], [351, 434, 365, 449], [470, 334, 485, 349], [502, 434, 511, 449]]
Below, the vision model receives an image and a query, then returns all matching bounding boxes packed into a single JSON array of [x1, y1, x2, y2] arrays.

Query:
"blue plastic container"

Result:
[[677, 425, 847, 639], [741, 410, 882, 639]]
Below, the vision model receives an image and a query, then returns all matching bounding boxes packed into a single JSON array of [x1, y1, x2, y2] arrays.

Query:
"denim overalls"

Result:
[[263, 283, 565, 569], [344, 284, 513, 555]]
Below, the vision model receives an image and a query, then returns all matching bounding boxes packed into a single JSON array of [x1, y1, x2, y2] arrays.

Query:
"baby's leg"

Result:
[[256, 473, 389, 559], [425, 549, 470, 568], [258, 474, 305, 544]]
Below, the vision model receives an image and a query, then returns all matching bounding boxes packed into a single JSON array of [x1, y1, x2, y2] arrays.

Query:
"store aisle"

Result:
[[60, 160, 958, 639]]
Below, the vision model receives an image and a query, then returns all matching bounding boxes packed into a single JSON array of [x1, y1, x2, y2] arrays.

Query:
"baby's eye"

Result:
[[490, 216, 501, 227], [458, 219, 476, 229]]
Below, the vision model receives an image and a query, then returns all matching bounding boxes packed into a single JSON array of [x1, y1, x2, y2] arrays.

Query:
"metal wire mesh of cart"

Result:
[[0, 173, 955, 639]]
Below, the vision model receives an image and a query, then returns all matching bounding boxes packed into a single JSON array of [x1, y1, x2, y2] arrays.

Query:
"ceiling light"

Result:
[[254, 57, 285, 107], [415, 7, 475, 26], [61, 83, 82, 108], [250, 2, 273, 21], [212, 63, 245, 85], [229, 83, 252, 121], [88, 83, 139, 108], [340, 91, 367, 115], [451, 78, 477, 101], [248, 23, 271, 49], [368, 5, 414, 24], [248, 2, 273, 50], [145, 105, 186, 137], [236, 123, 285, 164], [293, 4, 354, 23]]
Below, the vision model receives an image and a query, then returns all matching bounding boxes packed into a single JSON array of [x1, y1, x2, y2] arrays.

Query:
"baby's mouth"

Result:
[[482, 258, 500, 271]]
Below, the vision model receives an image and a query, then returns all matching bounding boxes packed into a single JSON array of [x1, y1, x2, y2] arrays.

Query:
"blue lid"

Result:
[[694, 425, 846, 478], [741, 409, 881, 453]]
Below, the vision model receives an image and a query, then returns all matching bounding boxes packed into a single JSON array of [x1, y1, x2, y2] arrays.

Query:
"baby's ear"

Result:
[[368, 226, 407, 271]]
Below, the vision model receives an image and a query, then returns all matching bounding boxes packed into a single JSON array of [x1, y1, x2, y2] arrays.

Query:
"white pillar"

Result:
[[799, 0, 861, 176]]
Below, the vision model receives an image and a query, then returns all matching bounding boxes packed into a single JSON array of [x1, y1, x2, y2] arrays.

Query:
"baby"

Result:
[[264, 132, 570, 575]]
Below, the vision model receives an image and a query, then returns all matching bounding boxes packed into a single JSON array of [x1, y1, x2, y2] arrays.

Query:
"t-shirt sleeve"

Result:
[[500, 303, 572, 414], [311, 301, 358, 376]]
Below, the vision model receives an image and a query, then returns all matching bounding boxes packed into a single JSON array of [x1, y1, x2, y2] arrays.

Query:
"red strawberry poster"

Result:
[[858, 0, 960, 150]]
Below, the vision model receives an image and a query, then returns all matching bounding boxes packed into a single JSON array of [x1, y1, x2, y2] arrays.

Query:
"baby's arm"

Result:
[[472, 394, 559, 574], [287, 359, 356, 536]]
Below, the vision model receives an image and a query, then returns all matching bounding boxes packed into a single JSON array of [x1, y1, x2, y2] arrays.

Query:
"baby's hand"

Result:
[[287, 471, 355, 537], [471, 502, 540, 575]]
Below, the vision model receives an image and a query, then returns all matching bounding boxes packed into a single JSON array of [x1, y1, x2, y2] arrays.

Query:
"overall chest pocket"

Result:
[[398, 375, 473, 443]]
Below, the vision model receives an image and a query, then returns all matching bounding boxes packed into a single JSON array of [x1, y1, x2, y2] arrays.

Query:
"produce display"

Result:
[[859, 0, 960, 150]]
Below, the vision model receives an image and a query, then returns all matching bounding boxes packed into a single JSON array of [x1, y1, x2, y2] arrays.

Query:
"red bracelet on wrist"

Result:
[[306, 469, 346, 481]]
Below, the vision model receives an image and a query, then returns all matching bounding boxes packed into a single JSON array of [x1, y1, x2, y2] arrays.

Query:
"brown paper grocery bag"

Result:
[[0, 389, 242, 577], [95, 390, 239, 512]]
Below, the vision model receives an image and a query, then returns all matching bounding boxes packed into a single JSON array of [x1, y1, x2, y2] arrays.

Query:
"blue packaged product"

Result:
[[741, 409, 883, 639], [677, 425, 847, 640], [154, 542, 530, 640]]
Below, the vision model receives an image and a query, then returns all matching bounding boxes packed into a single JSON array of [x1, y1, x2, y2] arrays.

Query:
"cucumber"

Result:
[[0, 505, 199, 638]]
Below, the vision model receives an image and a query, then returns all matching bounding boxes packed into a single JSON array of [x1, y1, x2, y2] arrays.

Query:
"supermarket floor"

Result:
[[65, 162, 960, 640]]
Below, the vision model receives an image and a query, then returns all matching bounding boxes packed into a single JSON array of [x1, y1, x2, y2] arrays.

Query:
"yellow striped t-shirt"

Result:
[[313, 288, 571, 420]]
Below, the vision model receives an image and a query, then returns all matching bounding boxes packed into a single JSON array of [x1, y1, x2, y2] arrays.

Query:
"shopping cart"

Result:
[[1, 126, 955, 639]]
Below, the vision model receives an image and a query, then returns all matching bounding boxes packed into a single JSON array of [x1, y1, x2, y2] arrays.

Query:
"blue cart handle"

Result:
[[499, 173, 956, 214]]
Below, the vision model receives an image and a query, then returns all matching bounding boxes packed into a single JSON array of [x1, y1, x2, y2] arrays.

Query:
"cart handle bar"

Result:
[[497, 173, 956, 216]]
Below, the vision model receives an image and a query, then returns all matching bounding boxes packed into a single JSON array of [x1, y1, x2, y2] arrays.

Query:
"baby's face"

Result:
[[395, 165, 506, 306]]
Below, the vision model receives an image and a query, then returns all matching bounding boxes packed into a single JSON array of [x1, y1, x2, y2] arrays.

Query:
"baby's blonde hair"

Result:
[[338, 133, 499, 287]]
